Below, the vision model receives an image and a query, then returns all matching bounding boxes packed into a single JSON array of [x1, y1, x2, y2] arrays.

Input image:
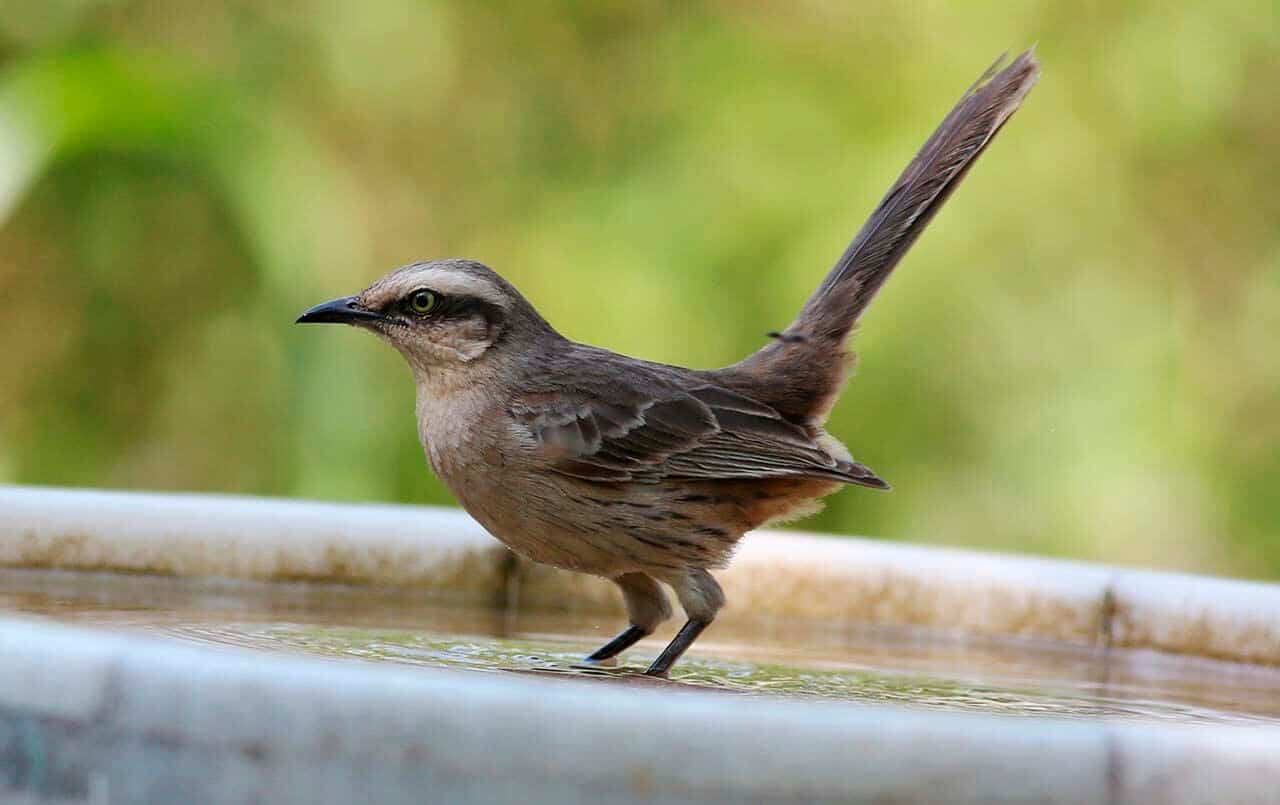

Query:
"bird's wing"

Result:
[[509, 378, 886, 488]]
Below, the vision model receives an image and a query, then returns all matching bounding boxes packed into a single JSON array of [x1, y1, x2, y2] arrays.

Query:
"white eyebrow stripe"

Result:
[[413, 269, 508, 308]]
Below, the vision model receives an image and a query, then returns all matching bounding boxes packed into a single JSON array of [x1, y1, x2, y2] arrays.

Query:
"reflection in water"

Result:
[[3, 568, 1279, 726]]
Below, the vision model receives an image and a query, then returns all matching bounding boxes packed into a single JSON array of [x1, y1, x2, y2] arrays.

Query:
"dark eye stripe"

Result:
[[397, 291, 507, 332], [438, 295, 507, 331]]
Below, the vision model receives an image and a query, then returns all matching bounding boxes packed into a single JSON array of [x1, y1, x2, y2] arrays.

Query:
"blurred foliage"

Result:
[[0, 0, 1277, 578]]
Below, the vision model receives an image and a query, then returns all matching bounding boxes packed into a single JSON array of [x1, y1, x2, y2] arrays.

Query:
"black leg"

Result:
[[584, 624, 649, 663], [644, 619, 709, 677]]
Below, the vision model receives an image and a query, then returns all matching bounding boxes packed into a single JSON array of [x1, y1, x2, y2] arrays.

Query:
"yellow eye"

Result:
[[408, 290, 438, 315]]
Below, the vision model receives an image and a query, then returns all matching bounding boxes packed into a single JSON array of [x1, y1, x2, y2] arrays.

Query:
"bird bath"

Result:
[[7, 568, 1280, 726], [3, 486, 1280, 803]]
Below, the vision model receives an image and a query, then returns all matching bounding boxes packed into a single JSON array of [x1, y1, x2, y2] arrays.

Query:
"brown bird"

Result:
[[298, 51, 1039, 675]]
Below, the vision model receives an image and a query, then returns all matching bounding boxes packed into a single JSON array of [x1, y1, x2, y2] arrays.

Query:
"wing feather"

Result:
[[511, 376, 886, 488]]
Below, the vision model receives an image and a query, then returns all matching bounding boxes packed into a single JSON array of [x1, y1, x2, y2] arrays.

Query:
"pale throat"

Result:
[[413, 369, 504, 482]]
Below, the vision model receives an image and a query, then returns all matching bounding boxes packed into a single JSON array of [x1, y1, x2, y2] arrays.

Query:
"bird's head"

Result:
[[297, 259, 555, 375]]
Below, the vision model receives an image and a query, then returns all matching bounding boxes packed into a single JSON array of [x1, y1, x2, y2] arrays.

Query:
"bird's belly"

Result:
[[425, 421, 843, 577], [449, 478, 667, 576], [424, 449, 607, 573], [436, 457, 746, 575], [449, 471, 849, 580]]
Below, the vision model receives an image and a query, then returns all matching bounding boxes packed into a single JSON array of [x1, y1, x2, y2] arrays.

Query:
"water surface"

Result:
[[4, 568, 1279, 726]]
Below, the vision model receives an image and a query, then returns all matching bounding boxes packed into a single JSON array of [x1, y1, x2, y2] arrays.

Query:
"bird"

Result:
[[297, 51, 1039, 676]]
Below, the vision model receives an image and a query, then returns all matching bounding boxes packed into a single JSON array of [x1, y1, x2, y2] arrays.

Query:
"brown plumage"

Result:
[[298, 51, 1040, 675]]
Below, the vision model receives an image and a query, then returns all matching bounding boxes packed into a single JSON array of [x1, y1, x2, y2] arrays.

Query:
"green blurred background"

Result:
[[1, 1, 1276, 578]]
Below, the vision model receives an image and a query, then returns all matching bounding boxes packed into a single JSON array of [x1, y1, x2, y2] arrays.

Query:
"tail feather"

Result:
[[720, 50, 1039, 425], [799, 49, 1040, 342]]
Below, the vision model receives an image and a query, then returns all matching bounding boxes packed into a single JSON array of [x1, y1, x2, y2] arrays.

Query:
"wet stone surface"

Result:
[[4, 568, 1280, 726]]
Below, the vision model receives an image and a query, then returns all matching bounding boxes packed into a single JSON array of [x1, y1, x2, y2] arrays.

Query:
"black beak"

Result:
[[295, 296, 384, 325]]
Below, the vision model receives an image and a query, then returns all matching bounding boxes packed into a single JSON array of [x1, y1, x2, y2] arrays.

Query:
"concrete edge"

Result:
[[0, 485, 505, 595], [4, 484, 1280, 666], [1, 618, 1278, 804]]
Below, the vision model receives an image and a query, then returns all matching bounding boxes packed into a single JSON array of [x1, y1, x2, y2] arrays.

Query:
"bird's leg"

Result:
[[583, 572, 671, 664], [645, 568, 725, 677], [645, 619, 709, 677]]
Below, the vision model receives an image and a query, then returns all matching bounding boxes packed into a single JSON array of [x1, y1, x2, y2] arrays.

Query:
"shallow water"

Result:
[[4, 568, 1280, 726]]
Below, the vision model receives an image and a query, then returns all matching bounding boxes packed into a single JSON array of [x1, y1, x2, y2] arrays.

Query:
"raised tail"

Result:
[[797, 50, 1040, 342], [721, 50, 1039, 425]]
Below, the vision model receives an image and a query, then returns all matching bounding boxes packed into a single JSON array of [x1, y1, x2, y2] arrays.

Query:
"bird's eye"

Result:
[[408, 290, 438, 315]]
